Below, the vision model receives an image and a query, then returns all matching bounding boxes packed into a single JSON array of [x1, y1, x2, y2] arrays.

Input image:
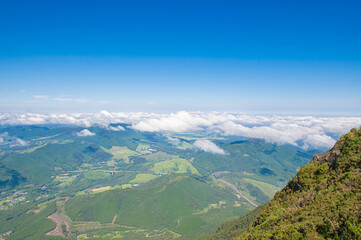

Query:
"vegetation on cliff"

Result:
[[237, 128, 361, 239], [204, 204, 266, 240]]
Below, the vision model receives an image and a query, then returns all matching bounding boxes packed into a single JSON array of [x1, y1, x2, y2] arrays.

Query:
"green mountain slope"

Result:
[[191, 139, 317, 206], [0, 201, 58, 240], [234, 128, 361, 239], [64, 174, 252, 239], [204, 204, 266, 240], [2, 142, 90, 186]]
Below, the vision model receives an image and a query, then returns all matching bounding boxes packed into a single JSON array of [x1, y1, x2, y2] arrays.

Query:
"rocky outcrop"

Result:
[[310, 147, 341, 169]]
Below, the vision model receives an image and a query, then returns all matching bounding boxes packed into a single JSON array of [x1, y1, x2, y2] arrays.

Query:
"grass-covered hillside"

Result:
[[65, 174, 252, 239], [236, 128, 361, 239], [204, 204, 266, 240]]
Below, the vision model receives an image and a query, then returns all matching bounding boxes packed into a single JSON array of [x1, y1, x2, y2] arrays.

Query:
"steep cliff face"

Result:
[[237, 128, 361, 240]]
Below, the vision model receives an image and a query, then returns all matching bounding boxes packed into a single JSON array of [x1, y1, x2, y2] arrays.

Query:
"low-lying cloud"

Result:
[[193, 140, 225, 154], [106, 125, 125, 131], [76, 129, 96, 137], [1, 111, 361, 149], [167, 137, 181, 145], [0, 132, 28, 147]]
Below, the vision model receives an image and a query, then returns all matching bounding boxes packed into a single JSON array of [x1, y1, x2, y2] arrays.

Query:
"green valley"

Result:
[[0, 124, 322, 239]]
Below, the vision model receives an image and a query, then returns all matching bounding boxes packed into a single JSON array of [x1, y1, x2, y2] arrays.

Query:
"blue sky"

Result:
[[0, 0, 360, 114]]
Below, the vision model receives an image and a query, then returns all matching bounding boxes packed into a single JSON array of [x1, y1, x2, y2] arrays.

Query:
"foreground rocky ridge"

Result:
[[235, 128, 361, 239]]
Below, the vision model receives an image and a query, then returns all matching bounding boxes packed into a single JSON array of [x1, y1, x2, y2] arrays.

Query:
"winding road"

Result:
[[216, 178, 259, 207]]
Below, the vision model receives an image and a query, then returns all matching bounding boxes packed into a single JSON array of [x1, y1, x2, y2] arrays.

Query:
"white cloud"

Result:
[[0, 132, 28, 147], [193, 140, 225, 154], [131, 111, 212, 132], [33, 95, 48, 99], [107, 125, 125, 131], [76, 129, 95, 137], [54, 98, 89, 103], [167, 137, 181, 144], [54, 98, 72, 102], [0, 111, 360, 149]]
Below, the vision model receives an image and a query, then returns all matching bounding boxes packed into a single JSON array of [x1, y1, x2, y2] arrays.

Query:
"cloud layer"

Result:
[[1, 111, 361, 149], [193, 140, 225, 154]]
